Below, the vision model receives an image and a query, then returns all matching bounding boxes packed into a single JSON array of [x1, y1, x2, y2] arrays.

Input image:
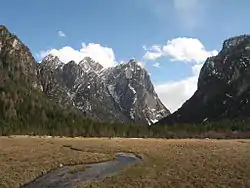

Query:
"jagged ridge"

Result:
[[39, 55, 170, 124]]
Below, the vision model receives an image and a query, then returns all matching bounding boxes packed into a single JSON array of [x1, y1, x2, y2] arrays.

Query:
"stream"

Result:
[[22, 153, 142, 188]]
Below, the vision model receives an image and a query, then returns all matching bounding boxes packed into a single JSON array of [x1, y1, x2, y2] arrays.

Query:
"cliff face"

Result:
[[39, 56, 170, 124], [0, 25, 87, 129], [0, 25, 170, 126], [158, 35, 250, 124], [0, 25, 39, 88]]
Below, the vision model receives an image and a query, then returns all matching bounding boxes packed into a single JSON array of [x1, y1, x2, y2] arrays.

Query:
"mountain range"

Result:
[[0, 25, 169, 127], [2, 24, 250, 130], [38, 54, 169, 124]]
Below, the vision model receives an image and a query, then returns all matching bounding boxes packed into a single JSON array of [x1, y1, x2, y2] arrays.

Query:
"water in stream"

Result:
[[22, 153, 142, 188]]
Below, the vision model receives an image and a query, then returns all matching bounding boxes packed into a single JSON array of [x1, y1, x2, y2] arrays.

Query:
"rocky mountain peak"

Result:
[[39, 53, 170, 124], [1, 25, 170, 125], [0, 25, 7, 30], [0, 25, 25, 52], [114, 59, 147, 81], [127, 58, 138, 64], [42, 54, 63, 70], [222, 35, 250, 51], [158, 34, 250, 125], [103, 59, 169, 124], [127, 58, 143, 68], [0, 25, 11, 38], [79, 57, 104, 74], [199, 35, 250, 89], [0, 25, 38, 88]]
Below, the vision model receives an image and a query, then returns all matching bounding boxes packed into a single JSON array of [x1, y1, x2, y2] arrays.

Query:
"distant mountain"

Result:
[[157, 35, 250, 125], [39, 55, 170, 124], [0, 25, 96, 136], [0, 24, 169, 130]]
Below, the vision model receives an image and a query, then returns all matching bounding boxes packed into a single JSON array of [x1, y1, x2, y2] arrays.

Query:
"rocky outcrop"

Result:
[[0, 25, 39, 88], [39, 56, 170, 124], [157, 35, 250, 124]]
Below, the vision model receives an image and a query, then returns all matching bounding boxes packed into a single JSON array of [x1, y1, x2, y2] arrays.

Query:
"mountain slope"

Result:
[[0, 24, 169, 128], [104, 59, 169, 124], [39, 56, 170, 124], [0, 25, 105, 135], [157, 35, 250, 125]]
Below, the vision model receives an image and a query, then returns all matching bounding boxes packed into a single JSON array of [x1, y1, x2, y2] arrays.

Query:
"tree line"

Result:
[[0, 72, 250, 139]]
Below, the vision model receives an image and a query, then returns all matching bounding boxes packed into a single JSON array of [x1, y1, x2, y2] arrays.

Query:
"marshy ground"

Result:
[[0, 136, 250, 188]]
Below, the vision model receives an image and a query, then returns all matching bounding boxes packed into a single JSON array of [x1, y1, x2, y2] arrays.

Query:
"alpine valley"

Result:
[[2, 24, 250, 138]]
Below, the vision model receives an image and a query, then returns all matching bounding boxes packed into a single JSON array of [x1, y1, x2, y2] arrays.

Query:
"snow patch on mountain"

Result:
[[40, 56, 170, 125], [151, 119, 158, 124], [128, 83, 137, 119], [128, 83, 136, 95], [107, 84, 120, 103], [12, 38, 20, 49]]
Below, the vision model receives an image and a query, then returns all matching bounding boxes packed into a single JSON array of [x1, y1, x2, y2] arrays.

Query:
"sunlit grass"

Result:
[[1, 136, 250, 188]]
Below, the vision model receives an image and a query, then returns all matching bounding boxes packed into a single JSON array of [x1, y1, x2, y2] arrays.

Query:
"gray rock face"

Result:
[[0, 25, 169, 125], [39, 56, 170, 124], [0, 25, 39, 88], [104, 59, 169, 124], [157, 35, 250, 124]]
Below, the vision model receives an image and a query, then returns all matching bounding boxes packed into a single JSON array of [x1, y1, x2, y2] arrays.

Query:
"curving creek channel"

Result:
[[22, 153, 142, 188]]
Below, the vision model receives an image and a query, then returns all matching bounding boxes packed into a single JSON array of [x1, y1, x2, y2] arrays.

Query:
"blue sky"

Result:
[[1, 0, 250, 112]]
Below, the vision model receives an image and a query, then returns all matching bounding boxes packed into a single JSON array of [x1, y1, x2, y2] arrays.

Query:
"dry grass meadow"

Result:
[[0, 136, 250, 188]]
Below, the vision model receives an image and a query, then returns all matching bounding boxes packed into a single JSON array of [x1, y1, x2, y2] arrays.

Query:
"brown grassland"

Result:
[[0, 136, 250, 188]]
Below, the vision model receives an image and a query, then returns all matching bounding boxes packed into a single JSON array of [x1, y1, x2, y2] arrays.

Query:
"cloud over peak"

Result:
[[163, 37, 218, 63], [152, 37, 218, 112], [37, 43, 117, 68], [143, 37, 218, 63]]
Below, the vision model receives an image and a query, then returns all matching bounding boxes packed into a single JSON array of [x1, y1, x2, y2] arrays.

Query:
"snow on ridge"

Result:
[[12, 39, 20, 49], [145, 117, 151, 125], [128, 83, 137, 120], [128, 83, 136, 95], [125, 68, 133, 79], [107, 84, 120, 103], [43, 54, 63, 69], [151, 119, 158, 124]]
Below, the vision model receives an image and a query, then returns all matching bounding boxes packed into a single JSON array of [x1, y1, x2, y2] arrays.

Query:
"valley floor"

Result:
[[0, 136, 250, 188]]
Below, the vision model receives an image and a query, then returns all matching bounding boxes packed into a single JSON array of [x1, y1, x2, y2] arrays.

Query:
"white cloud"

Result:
[[163, 38, 218, 63], [36, 50, 51, 60], [143, 51, 163, 61], [143, 37, 218, 63], [153, 37, 218, 112], [143, 45, 163, 60], [155, 62, 203, 113], [38, 43, 116, 68], [156, 75, 197, 113], [155, 55, 210, 113], [152, 62, 160, 68], [58, 30, 66, 37], [192, 63, 203, 75], [137, 61, 146, 68]]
